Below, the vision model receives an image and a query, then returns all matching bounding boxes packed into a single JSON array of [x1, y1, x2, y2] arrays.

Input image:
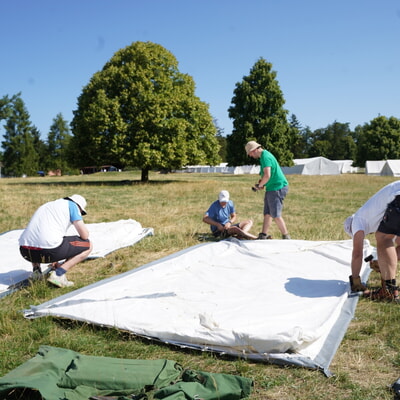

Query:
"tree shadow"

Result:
[[7, 179, 192, 187]]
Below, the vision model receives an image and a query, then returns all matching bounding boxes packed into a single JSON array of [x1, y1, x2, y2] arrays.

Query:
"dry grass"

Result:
[[0, 172, 399, 399]]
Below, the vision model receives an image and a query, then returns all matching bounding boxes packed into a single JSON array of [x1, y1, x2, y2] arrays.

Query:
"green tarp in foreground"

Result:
[[0, 346, 252, 400]]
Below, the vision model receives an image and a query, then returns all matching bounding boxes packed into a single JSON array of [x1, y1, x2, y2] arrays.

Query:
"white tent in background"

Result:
[[365, 160, 386, 175], [223, 165, 260, 175], [282, 157, 340, 175], [380, 160, 400, 177], [332, 160, 357, 174], [177, 164, 260, 175]]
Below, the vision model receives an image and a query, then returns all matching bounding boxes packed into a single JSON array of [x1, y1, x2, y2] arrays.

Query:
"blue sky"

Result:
[[1, 0, 399, 140]]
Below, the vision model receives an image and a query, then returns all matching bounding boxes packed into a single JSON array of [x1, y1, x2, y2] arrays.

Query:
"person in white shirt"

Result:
[[344, 181, 400, 301], [19, 194, 92, 288]]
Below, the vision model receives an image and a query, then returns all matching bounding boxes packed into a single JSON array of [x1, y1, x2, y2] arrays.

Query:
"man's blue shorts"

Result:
[[263, 186, 289, 218]]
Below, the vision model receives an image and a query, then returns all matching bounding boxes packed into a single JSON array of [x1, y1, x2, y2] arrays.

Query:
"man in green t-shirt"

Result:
[[245, 141, 290, 240]]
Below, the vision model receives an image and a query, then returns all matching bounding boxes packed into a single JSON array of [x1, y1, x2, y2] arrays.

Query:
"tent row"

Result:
[[366, 160, 400, 176], [177, 158, 400, 176], [176, 158, 358, 176]]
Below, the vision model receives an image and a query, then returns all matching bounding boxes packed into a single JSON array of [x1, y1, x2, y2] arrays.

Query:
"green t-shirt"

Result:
[[259, 149, 288, 191]]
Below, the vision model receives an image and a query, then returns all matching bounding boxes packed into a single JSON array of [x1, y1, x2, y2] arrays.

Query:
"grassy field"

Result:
[[0, 172, 399, 399]]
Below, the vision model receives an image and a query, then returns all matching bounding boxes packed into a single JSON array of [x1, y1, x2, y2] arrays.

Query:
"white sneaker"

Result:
[[47, 271, 74, 288]]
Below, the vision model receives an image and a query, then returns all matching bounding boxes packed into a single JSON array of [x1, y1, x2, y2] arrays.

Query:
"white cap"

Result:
[[67, 194, 87, 215], [344, 215, 353, 237], [218, 190, 230, 203]]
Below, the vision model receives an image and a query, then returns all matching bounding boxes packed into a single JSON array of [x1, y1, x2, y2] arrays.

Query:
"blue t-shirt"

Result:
[[205, 200, 235, 233]]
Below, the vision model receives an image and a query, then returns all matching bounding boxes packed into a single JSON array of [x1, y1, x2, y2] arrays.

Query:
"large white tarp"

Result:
[[24, 239, 372, 375], [0, 219, 153, 294]]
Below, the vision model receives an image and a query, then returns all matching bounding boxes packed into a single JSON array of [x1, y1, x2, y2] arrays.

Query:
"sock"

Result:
[[55, 267, 67, 277]]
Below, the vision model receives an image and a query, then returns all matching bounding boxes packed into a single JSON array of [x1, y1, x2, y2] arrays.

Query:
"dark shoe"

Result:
[[349, 275, 367, 292], [366, 286, 399, 303], [257, 233, 272, 240], [282, 234, 291, 240], [31, 263, 43, 281]]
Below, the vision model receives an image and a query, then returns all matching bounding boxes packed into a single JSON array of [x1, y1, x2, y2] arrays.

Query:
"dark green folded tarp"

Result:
[[0, 346, 252, 400]]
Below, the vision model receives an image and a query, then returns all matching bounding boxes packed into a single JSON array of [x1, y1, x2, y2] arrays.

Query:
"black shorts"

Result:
[[377, 197, 400, 236], [20, 236, 90, 264]]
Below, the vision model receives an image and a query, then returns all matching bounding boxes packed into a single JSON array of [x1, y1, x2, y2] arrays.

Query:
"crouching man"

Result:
[[19, 194, 92, 288]]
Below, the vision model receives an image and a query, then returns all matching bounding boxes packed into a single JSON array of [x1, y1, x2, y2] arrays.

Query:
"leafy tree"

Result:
[[287, 114, 305, 159], [1, 95, 39, 176], [355, 116, 400, 166], [226, 58, 293, 166], [31, 126, 48, 172], [297, 126, 313, 158], [0, 93, 19, 121], [214, 119, 227, 162], [46, 113, 71, 172], [70, 41, 220, 182], [308, 121, 356, 161]]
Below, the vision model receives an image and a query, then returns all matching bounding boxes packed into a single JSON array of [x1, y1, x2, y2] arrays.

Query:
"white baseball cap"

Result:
[[218, 190, 230, 203], [67, 194, 87, 215]]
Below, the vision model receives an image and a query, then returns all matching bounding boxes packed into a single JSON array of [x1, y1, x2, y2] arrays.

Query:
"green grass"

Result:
[[0, 172, 399, 399]]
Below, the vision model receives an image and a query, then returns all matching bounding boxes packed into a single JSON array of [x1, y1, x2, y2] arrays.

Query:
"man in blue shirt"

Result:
[[203, 190, 257, 239]]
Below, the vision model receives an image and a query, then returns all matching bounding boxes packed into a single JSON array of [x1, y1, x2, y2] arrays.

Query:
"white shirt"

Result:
[[19, 198, 81, 249], [346, 180, 400, 236]]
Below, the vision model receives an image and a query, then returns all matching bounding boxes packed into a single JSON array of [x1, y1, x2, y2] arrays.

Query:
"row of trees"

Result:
[[1, 41, 400, 180], [0, 94, 71, 177]]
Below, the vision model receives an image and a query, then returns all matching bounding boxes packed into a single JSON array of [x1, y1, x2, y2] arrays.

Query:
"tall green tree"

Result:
[[31, 126, 48, 172], [0, 93, 19, 121], [308, 121, 356, 161], [287, 114, 305, 158], [226, 58, 293, 166], [355, 116, 400, 166], [1, 95, 39, 176], [46, 113, 71, 172], [70, 41, 220, 182], [213, 119, 227, 162]]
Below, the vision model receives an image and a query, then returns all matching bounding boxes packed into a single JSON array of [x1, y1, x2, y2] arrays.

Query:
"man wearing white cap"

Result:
[[344, 181, 400, 300], [19, 194, 92, 288], [203, 190, 256, 239], [245, 141, 290, 240]]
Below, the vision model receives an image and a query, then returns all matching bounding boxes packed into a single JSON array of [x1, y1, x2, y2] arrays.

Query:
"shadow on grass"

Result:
[[6, 179, 192, 187]]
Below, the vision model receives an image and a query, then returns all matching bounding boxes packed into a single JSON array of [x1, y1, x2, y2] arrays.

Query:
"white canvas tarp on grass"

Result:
[[24, 238, 372, 376], [0, 219, 153, 294]]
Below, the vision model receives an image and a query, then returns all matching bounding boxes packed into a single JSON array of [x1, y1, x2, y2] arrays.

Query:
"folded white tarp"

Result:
[[24, 239, 372, 375], [0, 219, 153, 293]]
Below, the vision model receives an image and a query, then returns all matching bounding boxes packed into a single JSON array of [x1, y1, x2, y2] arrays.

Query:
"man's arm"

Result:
[[351, 230, 365, 277], [73, 219, 90, 240], [256, 166, 271, 189], [203, 215, 226, 232]]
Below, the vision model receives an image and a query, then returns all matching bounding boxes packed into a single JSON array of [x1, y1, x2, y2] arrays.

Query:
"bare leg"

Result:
[[238, 219, 253, 233], [262, 214, 272, 234], [375, 231, 397, 280], [58, 242, 93, 272], [274, 216, 289, 235]]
